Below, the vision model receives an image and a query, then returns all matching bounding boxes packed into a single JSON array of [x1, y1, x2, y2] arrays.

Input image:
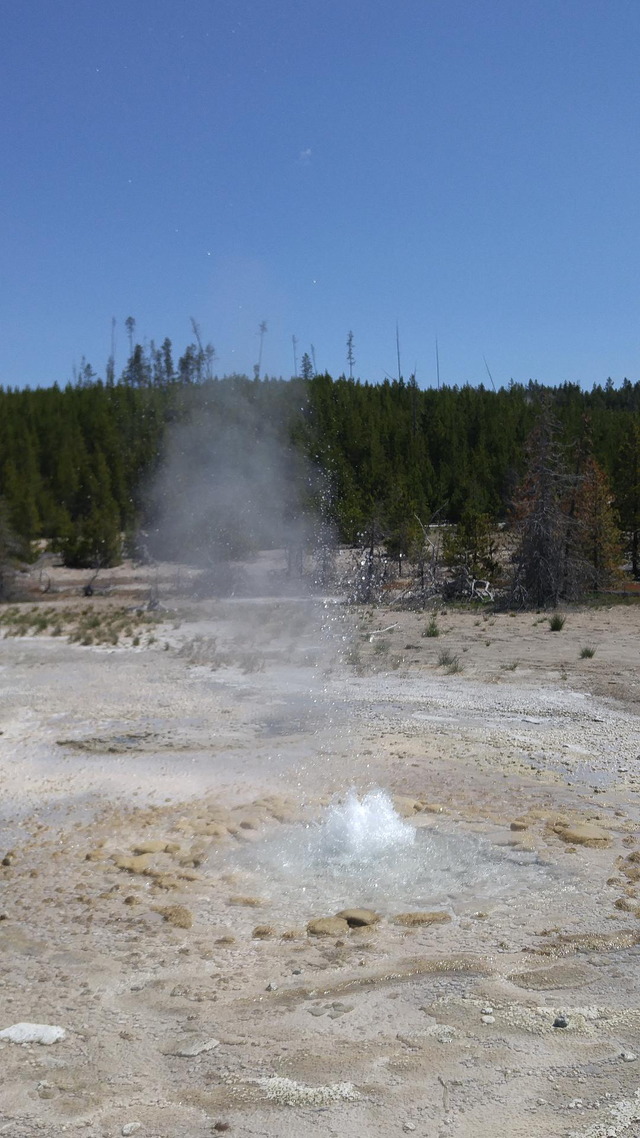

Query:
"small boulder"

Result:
[[392, 796, 423, 817], [131, 840, 169, 855], [252, 925, 275, 938], [393, 911, 452, 927], [113, 855, 151, 875], [552, 822, 611, 847], [152, 905, 193, 929], [0, 1023, 66, 1045], [307, 916, 350, 937], [335, 908, 380, 927]]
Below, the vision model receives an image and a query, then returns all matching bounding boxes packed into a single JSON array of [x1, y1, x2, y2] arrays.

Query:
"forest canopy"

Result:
[[1, 335, 639, 596]]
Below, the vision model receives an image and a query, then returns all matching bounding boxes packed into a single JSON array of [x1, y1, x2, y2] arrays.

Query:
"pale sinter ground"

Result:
[[1, 564, 640, 1137]]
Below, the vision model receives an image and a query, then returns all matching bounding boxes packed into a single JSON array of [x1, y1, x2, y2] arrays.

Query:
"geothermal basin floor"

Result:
[[1, 596, 640, 1137]]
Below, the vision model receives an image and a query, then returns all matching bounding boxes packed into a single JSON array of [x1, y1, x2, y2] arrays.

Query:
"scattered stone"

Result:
[[393, 911, 452, 927], [510, 820, 528, 831], [308, 1006, 326, 1016], [152, 905, 193, 929], [238, 816, 261, 830], [0, 1023, 66, 1045], [36, 1081, 56, 1099], [113, 855, 151, 875], [553, 1016, 568, 1028], [552, 821, 611, 848], [480, 1014, 495, 1024], [265, 982, 278, 991], [252, 925, 275, 938], [307, 916, 350, 937], [614, 898, 637, 912], [122, 1124, 141, 1136], [621, 1051, 637, 1062], [131, 839, 168, 854], [335, 908, 380, 927], [392, 796, 423, 816], [167, 1036, 220, 1057]]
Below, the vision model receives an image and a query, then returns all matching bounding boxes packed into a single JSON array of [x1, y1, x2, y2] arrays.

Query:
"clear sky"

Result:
[[2, 0, 640, 390]]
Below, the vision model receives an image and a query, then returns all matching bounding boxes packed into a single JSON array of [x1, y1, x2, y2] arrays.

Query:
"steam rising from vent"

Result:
[[145, 380, 323, 592]]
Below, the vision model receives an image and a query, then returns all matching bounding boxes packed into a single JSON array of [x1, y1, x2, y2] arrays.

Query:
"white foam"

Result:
[[319, 788, 415, 861]]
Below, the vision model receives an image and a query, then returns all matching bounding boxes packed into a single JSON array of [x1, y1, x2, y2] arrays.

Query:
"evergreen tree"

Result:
[[573, 456, 623, 590]]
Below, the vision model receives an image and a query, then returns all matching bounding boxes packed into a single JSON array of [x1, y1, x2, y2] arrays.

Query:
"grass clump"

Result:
[[549, 614, 566, 631], [423, 615, 440, 638], [579, 645, 596, 658]]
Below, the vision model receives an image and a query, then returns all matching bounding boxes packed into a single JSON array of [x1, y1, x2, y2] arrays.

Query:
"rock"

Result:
[[621, 1051, 638, 1062], [238, 816, 261, 830], [307, 916, 350, 937], [393, 911, 451, 927], [510, 820, 528, 832], [113, 854, 151, 874], [122, 1125, 141, 1136], [0, 1022, 66, 1045], [152, 905, 193, 929], [131, 839, 169, 854], [481, 1014, 495, 1024], [553, 1016, 568, 1028], [168, 1036, 220, 1057], [252, 925, 275, 938], [392, 796, 423, 816], [335, 908, 380, 927], [552, 822, 611, 848]]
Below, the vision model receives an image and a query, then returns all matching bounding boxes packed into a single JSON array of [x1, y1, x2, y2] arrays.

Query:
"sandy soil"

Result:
[[1, 577, 640, 1137]]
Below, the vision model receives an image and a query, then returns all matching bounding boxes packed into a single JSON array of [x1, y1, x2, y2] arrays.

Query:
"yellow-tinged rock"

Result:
[[393, 911, 452, 927], [552, 822, 611, 847], [307, 916, 350, 937]]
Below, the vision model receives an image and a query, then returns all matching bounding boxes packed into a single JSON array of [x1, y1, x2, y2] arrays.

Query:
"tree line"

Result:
[[0, 333, 639, 603]]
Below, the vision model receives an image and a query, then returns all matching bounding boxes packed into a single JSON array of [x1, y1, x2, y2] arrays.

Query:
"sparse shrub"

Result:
[[580, 645, 596, 658], [423, 616, 440, 638], [549, 614, 566, 631], [437, 648, 456, 667], [445, 655, 463, 674], [502, 661, 519, 670]]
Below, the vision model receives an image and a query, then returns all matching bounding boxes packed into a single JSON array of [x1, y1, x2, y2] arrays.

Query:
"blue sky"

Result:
[[2, 0, 640, 389]]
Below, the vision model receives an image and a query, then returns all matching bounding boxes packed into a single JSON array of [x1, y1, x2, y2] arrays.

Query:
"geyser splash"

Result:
[[318, 789, 415, 861], [225, 787, 555, 918]]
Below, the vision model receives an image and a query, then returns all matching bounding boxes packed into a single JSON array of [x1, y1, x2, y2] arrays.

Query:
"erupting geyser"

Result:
[[319, 789, 415, 861], [224, 787, 553, 919]]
